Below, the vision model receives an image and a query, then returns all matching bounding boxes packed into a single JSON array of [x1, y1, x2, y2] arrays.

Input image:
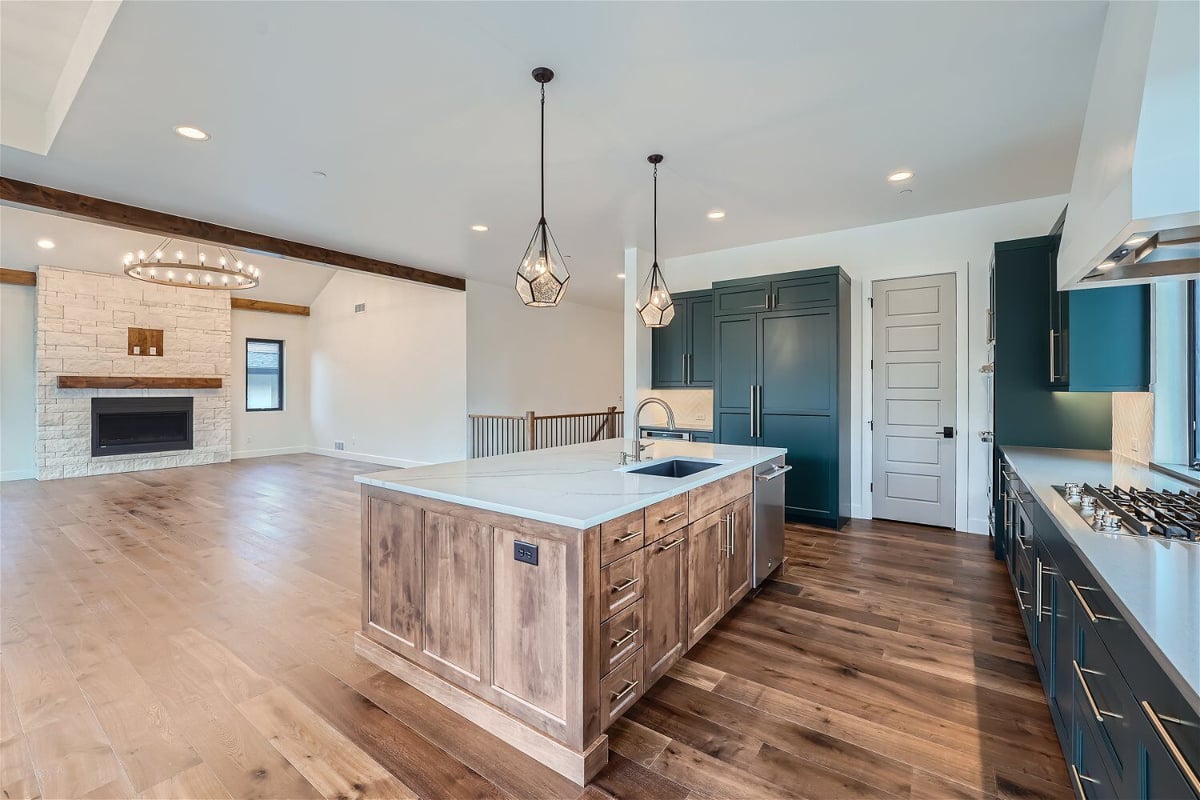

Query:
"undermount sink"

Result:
[[625, 458, 720, 478]]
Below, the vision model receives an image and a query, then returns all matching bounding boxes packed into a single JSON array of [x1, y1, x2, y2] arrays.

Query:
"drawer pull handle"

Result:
[[658, 511, 686, 524], [1068, 580, 1120, 623], [1142, 701, 1200, 796], [1013, 584, 1029, 611], [611, 629, 638, 648], [611, 679, 639, 702], [1069, 765, 1098, 799], [658, 537, 685, 551], [614, 531, 641, 543], [1073, 661, 1121, 722], [610, 577, 639, 593]]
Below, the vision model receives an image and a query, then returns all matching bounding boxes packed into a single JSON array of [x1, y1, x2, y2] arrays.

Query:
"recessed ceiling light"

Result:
[[471, 224, 489, 232], [36, 238, 55, 249], [617, 273, 626, 279], [173, 125, 210, 141], [887, 170, 914, 182], [706, 210, 726, 220], [1125, 235, 1148, 246]]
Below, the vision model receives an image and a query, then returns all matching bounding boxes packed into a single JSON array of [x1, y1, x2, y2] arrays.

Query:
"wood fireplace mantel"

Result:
[[57, 376, 223, 390]]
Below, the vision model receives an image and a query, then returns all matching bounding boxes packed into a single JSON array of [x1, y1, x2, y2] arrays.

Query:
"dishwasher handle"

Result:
[[756, 464, 792, 481]]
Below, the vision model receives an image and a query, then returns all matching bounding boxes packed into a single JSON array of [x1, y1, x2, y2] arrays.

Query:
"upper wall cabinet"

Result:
[[651, 291, 713, 388], [712, 274, 837, 315]]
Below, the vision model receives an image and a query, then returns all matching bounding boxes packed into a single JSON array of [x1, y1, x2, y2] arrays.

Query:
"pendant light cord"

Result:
[[540, 83, 546, 222], [653, 162, 658, 263]]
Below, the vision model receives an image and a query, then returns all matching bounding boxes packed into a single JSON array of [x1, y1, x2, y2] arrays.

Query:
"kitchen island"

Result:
[[355, 439, 785, 784]]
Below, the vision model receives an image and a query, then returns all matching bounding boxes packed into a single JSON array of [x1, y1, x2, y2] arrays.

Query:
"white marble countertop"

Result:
[[356, 439, 786, 529], [1001, 446, 1199, 708]]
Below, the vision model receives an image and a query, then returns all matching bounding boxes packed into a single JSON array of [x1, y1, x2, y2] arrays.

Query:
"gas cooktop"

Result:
[[1055, 483, 1200, 542]]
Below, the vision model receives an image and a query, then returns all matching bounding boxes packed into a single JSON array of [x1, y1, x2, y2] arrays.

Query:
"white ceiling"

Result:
[[0, 1, 1109, 309], [0, 205, 335, 306]]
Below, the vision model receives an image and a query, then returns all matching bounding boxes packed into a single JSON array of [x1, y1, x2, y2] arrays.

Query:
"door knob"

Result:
[[979, 431, 993, 442]]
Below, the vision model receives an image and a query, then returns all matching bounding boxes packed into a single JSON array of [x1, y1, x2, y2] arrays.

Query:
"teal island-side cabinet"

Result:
[[712, 266, 850, 527]]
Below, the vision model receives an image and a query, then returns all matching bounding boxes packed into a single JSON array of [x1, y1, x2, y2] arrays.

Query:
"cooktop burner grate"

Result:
[[1055, 483, 1199, 541]]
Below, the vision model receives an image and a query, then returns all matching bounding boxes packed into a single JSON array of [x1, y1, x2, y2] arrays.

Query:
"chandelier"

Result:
[[122, 238, 261, 290]]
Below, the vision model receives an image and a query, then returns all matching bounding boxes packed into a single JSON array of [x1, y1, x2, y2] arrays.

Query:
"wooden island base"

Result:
[[359, 465, 755, 786]]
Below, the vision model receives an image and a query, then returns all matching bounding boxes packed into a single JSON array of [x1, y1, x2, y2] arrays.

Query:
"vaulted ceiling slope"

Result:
[[0, 1, 1109, 309]]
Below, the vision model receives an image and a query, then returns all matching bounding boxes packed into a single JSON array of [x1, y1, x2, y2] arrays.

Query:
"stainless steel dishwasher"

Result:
[[753, 456, 790, 586]]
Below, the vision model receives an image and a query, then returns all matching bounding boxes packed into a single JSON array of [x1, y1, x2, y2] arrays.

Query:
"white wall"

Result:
[[230, 309, 311, 459], [309, 269, 467, 466], [1, 284, 37, 480], [466, 279, 622, 415], [630, 194, 1069, 533]]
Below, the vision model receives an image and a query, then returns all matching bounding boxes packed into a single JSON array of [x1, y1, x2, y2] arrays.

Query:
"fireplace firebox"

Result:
[[91, 397, 194, 457]]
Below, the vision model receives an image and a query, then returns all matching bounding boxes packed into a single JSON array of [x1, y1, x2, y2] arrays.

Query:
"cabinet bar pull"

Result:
[[611, 679, 639, 702], [614, 531, 641, 543], [1035, 558, 1043, 622], [610, 577, 639, 593], [1069, 765, 1095, 799], [611, 629, 638, 648], [1073, 660, 1120, 723], [682, 354, 688, 384], [658, 511, 686, 524], [1142, 701, 1200, 796], [1049, 328, 1059, 382], [1013, 584, 1029, 611], [1068, 580, 1098, 623], [729, 511, 735, 557], [659, 537, 685, 551]]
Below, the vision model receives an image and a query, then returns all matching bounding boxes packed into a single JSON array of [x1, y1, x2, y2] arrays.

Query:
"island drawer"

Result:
[[600, 648, 644, 730], [601, 510, 645, 566], [600, 600, 643, 675], [1076, 615, 1138, 777], [645, 494, 689, 544], [689, 469, 752, 521], [601, 550, 643, 619]]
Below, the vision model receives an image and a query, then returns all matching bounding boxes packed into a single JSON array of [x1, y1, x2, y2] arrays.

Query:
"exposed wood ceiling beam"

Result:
[[0, 267, 37, 286], [0, 177, 465, 291], [231, 298, 310, 316]]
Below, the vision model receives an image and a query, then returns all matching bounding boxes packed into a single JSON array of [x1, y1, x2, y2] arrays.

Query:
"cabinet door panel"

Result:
[[366, 497, 423, 654], [686, 512, 725, 649], [714, 283, 770, 315], [760, 413, 833, 519], [771, 275, 835, 309], [688, 295, 714, 386], [651, 313, 688, 388], [760, 309, 834, 414], [422, 511, 492, 686], [714, 313, 757, 446], [642, 532, 687, 686], [725, 494, 753, 608]]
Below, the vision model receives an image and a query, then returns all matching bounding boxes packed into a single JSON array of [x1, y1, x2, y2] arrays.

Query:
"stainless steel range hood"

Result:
[[1059, 1, 1200, 288]]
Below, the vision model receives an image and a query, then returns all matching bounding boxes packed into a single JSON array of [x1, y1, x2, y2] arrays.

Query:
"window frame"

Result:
[[1189, 281, 1198, 468], [245, 337, 285, 413]]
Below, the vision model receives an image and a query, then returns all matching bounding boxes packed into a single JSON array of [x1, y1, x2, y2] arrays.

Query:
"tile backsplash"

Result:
[[1112, 392, 1154, 464], [637, 388, 713, 430]]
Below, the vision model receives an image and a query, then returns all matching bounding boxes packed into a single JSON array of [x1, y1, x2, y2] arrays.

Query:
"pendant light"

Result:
[[515, 67, 569, 307], [636, 154, 675, 328]]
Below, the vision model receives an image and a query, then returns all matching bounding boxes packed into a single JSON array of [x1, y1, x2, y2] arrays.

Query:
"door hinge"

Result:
[[869, 420, 873, 430], [870, 359, 873, 369], [869, 297, 874, 308], [870, 482, 874, 492]]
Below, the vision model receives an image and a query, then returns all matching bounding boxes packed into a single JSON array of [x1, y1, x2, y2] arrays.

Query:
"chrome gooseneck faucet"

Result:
[[622, 397, 677, 464]]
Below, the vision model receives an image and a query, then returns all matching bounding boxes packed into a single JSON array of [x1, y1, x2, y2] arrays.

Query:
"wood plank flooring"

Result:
[[0, 454, 1069, 799]]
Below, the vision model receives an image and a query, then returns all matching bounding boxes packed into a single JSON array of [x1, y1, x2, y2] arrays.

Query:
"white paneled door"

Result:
[[871, 274, 957, 528]]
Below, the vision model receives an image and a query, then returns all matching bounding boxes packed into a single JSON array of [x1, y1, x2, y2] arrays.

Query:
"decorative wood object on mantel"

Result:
[[127, 327, 164, 356], [0, 267, 37, 286], [0, 177, 466, 291], [230, 298, 310, 316], [57, 376, 222, 389]]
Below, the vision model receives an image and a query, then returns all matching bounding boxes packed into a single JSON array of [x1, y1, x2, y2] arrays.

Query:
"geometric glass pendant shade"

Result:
[[515, 66, 569, 307], [636, 154, 675, 327]]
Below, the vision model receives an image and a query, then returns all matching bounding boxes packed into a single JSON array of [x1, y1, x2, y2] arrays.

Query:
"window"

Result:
[[246, 339, 283, 411], [1189, 281, 1198, 468]]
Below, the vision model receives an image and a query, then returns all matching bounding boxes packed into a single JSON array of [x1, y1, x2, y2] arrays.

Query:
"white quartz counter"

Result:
[[1001, 446, 1199, 707], [356, 439, 786, 529]]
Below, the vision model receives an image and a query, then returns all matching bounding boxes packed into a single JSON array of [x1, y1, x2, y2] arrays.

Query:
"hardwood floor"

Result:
[[0, 454, 1069, 799]]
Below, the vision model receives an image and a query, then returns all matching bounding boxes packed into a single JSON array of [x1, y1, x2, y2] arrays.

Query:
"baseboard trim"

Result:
[[0, 468, 37, 482], [231, 446, 309, 460], [354, 633, 606, 785], [307, 447, 430, 469]]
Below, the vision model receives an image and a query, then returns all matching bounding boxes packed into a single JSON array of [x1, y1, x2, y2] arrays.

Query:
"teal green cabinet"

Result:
[[651, 291, 713, 388], [1062, 285, 1152, 392], [713, 267, 849, 527]]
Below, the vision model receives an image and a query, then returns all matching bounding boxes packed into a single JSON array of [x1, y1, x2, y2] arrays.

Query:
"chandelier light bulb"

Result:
[[198, 252, 206, 264], [175, 250, 184, 262], [137, 250, 146, 261], [155, 251, 163, 261], [149, 268, 157, 277], [124, 252, 134, 265], [186, 273, 195, 283], [166, 271, 175, 281], [219, 256, 226, 266]]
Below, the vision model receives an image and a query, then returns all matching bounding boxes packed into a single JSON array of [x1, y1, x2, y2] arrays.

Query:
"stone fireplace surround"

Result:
[[35, 266, 232, 480]]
